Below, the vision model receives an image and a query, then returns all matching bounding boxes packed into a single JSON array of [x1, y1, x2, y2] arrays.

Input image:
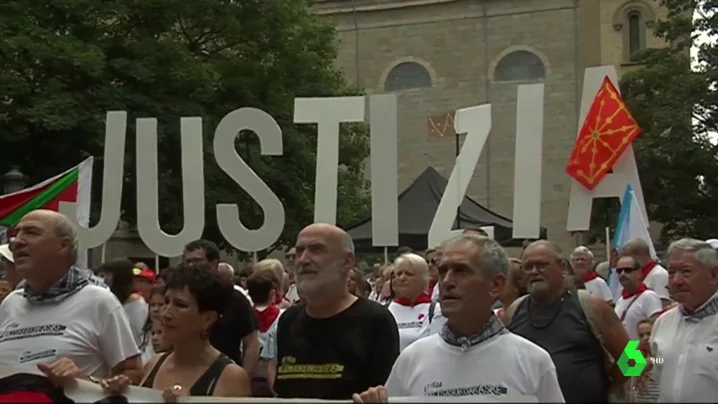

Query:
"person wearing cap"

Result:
[[133, 266, 157, 302], [0, 244, 13, 304], [0, 243, 21, 290]]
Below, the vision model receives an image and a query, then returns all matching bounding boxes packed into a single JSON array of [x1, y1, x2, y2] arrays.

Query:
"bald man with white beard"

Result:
[[269, 223, 399, 399]]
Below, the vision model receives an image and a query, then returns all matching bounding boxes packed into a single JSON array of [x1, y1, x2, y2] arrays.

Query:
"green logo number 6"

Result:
[[617, 340, 647, 377]]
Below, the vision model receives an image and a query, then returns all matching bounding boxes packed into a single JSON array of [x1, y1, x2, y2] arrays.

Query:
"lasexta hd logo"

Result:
[[617, 340, 647, 376]]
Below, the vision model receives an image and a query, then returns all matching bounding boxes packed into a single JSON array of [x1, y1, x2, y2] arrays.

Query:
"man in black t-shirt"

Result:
[[273, 223, 400, 399], [183, 239, 259, 374]]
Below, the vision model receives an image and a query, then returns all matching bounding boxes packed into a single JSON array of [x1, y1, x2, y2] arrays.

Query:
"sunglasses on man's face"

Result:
[[616, 267, 638, 275]]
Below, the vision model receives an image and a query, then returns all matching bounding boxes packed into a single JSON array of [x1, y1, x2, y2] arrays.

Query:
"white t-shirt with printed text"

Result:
[[614, 289, 662, 340], [0, 285, 140, 378], [385, 332, 565, 402], [387, 301, 433, 352]]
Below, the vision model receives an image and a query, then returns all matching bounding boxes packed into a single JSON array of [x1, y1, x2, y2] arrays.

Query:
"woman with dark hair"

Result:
[[103, 262, 251, 400], [99, 259, 150, 359]]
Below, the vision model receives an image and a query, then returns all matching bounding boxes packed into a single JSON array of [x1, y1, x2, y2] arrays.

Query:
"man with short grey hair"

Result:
[[271, 223, 399, 399], [648, 238, 718, 402], [570, 246, 613, 303], [0, 210, 141, 386], [354, 234, 564, 402], [621, 238, 670, 307]]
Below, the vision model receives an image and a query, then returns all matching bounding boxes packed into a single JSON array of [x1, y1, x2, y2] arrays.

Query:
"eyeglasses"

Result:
[[521, 261, 553, 272], [616, 267, 638, 274]]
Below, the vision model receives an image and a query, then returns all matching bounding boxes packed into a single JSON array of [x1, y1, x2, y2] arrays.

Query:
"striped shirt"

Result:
[[634, 370, 660, 403]]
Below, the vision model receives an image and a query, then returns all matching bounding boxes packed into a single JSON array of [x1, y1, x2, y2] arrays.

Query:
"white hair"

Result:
[[570, 245, 594, 261], [393, 253, 430, 287], [218, 262, 235, 275], [445, 234, 509, 277], [54, 215, 79, 265], [667, 238, 718, 269]]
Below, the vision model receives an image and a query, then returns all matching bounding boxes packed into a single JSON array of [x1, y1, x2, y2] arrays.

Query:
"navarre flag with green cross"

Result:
[[0, 157, 93, 266]]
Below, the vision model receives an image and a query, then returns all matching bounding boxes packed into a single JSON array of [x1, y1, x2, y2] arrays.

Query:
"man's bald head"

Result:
[[18, 210, 79, 264], [217, 262, 235, 284], [298, 223, 354, 254], [524, 240, 562, 260], [12, 209, 79, 288]]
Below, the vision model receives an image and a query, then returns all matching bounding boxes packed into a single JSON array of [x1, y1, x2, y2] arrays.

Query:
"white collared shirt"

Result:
[[650, 292, 718, 402]]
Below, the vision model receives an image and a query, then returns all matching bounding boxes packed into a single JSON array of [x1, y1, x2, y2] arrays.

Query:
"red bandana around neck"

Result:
[[582, 271, 599, 283], [394, 292, 432, 307], [622, 283, 649, 299], [253, 305, 280, 333], [639, 261, 658, 282]]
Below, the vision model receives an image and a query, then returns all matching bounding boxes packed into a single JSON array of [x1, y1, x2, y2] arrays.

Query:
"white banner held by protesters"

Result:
[[0, 366, 537, 403]]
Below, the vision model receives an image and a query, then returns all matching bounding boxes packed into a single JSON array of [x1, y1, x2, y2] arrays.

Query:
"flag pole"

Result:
[[605, 227, 611, 264], [252, 252, 258, 264], [455, 131, 461, 229], [100, 243, 107, 264], [154, 254, 160, 272]]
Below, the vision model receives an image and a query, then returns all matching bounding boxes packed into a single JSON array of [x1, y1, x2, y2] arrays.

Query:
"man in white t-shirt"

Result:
[[354, 234, 564, 403], [570, 246, 613, 303], [613, 255, 662, 339], [648, 238, 718, 402], [621, 238, 671, 307], [0, 210, 141, 386]]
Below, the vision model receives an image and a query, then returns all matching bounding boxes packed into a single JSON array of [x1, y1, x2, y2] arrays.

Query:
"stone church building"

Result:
[[317, 0, 665, 252]]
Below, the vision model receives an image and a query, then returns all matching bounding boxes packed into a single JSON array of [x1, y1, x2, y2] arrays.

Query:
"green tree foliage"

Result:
[[589, 0, 718, 244], [0, 0, 370, 252]]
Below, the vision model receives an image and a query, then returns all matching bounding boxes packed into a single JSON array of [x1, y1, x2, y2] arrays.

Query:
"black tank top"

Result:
[[141, 352, 233, 396], [508, 288, 610, 403]]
